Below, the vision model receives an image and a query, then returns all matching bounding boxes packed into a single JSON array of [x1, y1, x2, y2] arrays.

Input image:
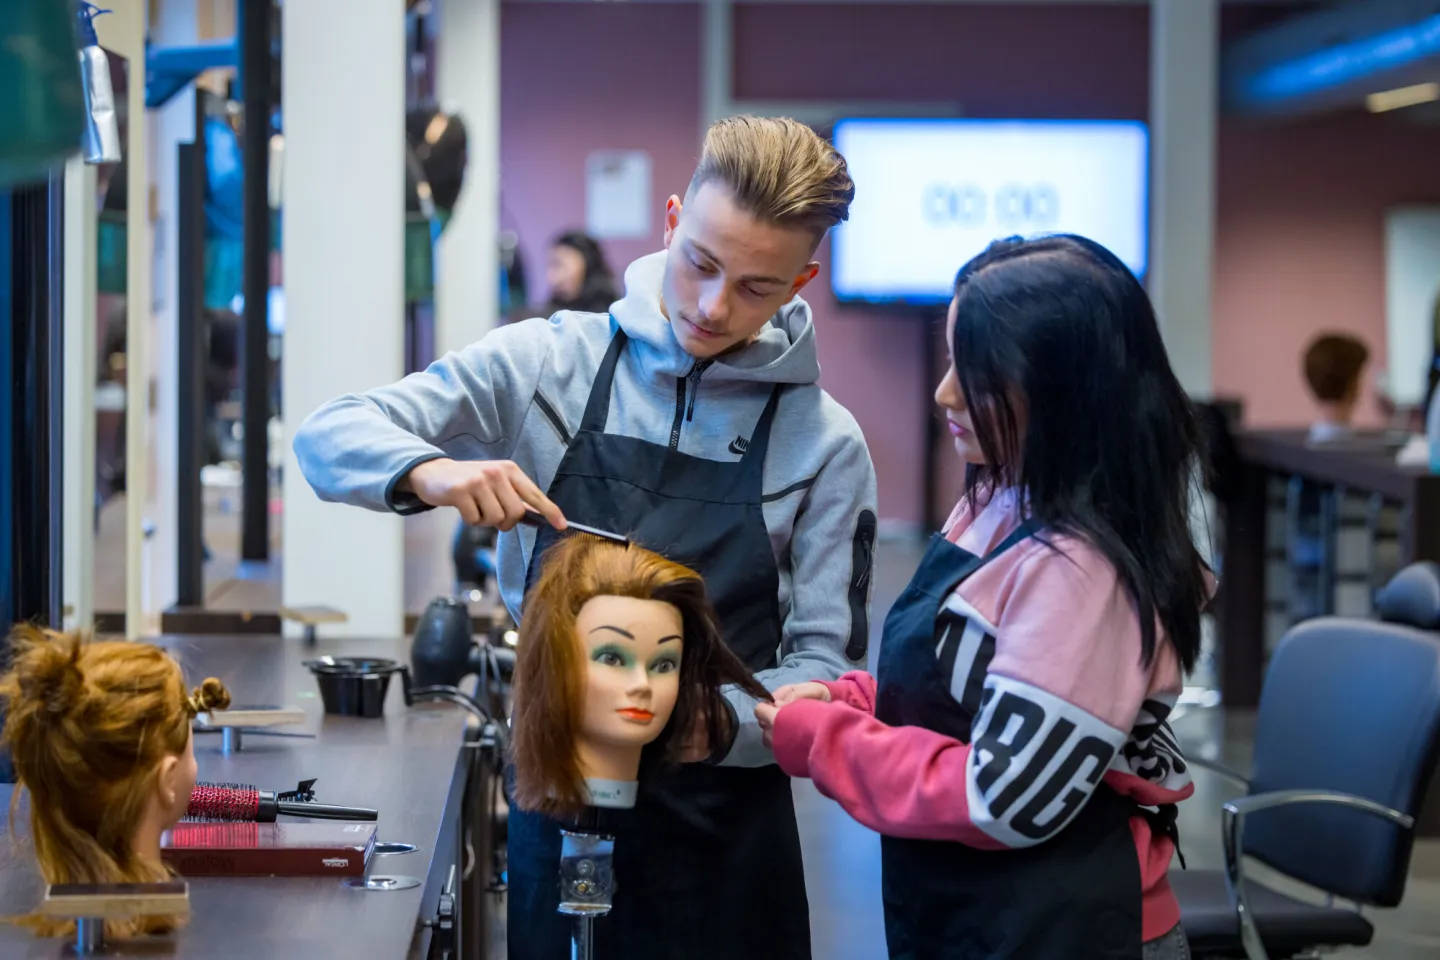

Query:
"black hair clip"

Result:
[[276, 779, 319, 804]]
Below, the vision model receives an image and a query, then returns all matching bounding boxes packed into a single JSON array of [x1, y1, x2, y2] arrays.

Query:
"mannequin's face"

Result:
[[575, 595, 683, 753]]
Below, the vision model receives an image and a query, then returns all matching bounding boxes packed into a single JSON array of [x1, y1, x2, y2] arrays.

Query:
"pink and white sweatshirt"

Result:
[[770, 490, 1196, 942]]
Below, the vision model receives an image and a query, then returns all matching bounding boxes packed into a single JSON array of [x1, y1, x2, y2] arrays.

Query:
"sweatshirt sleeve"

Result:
[[823, 671, 878, 713], [716, 420, 879, 767], [771, 542, 1159, 849], [292, 316, 555, 515]]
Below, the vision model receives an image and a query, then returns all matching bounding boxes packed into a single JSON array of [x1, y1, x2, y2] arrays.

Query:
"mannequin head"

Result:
[[0, 627, 231, 938], [512, 537, 769, 817]]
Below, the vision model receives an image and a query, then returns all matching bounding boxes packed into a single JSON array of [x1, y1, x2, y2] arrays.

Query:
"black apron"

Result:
[[507, 328, 811, 960], [874, 524, 1153, 960]]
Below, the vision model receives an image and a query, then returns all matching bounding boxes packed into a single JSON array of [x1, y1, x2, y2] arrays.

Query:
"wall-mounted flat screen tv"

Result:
[[831, 118, 1148, 304]]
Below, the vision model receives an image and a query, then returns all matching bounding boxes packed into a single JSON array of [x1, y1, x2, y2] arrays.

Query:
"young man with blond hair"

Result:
[[294, 115, 877, 957]]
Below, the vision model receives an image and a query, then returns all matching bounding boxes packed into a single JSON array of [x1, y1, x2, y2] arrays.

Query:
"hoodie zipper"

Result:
[[669, 360, 713, 450]]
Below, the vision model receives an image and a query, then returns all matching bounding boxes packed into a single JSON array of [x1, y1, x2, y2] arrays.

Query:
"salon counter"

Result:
[[1217, 429, 1440, 706], [0, 633, 482, 959]]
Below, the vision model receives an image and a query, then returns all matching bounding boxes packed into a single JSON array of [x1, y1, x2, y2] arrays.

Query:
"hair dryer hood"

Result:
[[410, 597, 480, 688]]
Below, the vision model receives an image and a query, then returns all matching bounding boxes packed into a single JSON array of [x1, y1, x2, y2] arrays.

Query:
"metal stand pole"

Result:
[[559, 812, 613, 960], [220, 727, 243, 754], [571, 915, 594, 960], [74, 916, 103, 954]]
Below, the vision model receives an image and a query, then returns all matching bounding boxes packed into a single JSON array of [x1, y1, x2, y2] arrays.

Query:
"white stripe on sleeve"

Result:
[[965, 673, 1127, 848]]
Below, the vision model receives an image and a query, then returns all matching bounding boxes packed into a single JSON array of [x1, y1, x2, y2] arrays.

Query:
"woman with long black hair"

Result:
[[757, 235, 1207, 959], [542, 229, 619, 315]]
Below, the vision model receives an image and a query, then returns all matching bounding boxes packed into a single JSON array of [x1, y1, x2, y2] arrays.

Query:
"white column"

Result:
[[147, 0, 201, 622], [62, 157, 98, 632], [435, 0, 500, 357], [95, 0, 151, 638], [281, 0, 405, 638], [1149, 0, 1217, 399], [702, 0, 733, 134]]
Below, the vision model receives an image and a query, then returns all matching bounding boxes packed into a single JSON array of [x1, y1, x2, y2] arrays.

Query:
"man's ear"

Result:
[[663, 195, 684, 248], [789, 262, 821, 299], [154, 754, 182, 810]]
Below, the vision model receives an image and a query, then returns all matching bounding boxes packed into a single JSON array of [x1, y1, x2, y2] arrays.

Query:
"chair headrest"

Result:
[[1375, 562, 1440, 630]]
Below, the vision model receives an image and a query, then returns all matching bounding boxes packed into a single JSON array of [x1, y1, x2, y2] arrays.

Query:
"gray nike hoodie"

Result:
[[293, 250, 878, 767]]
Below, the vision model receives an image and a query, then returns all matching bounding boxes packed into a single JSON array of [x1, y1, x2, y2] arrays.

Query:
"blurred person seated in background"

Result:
[[1303, 332, 1369, 444], [542, 229, 619, 315]]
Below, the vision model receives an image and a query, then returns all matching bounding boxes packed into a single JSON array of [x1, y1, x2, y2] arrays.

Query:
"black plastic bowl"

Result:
[[303, 657, 406, 718]]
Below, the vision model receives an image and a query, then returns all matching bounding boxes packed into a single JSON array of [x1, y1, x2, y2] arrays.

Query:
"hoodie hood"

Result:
[[609, 251, 821, 386]]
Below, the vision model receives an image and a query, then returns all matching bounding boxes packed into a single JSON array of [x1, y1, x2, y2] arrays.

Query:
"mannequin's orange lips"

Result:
[[616, 708, 655, 723]]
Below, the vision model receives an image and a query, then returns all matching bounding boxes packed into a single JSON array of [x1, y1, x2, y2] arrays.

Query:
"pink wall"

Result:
[[499, 1, 701, 303], [1214, 113, 1440, 428], [502, 3, 1147, 525], [500, 1, 1440, 527], [732, 3, 1151, 526]]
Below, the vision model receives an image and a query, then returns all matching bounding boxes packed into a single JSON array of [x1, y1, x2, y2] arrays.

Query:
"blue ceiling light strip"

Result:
[[1243, 12, 1440, 103]]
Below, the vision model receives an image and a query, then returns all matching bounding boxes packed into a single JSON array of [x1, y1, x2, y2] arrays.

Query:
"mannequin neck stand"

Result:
[[582, 778, 637, 812]]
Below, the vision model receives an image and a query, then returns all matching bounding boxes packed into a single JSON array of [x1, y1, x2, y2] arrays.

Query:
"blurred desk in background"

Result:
[[1218, 429, 1440, 708], [1219, 430, 1440, 836]]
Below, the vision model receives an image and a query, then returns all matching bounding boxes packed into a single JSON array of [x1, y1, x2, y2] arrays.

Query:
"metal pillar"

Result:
[[8, 179, 61, 631], [176, 94, 207, 607], [239, 0, 272, 561]]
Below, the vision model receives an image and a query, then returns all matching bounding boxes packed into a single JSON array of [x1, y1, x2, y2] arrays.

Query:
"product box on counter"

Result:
[[162, 821, 378, 877]]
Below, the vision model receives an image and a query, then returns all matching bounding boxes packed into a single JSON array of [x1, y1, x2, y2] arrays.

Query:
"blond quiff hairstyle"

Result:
[[687, 116, 855, 238]]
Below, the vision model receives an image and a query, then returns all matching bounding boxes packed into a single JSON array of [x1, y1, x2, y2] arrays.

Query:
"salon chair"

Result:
[[1175, 561, 1440, 959]]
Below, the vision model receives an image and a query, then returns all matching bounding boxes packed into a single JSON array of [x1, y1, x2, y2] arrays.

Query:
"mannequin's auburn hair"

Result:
[[0, 627, 230, 939], [511, 537, 770, 818]]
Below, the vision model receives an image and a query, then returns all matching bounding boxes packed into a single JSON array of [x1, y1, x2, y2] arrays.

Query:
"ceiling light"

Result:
[[1366, 81, 1440, 113]]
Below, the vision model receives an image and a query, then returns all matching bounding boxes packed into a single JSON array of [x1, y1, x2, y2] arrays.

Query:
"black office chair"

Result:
[[1175, 561, 1440, 959]]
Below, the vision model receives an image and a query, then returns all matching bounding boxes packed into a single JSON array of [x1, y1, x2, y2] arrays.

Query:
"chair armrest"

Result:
[[1222, 790, 1413, 960], [1189, 755, 1251, 789]]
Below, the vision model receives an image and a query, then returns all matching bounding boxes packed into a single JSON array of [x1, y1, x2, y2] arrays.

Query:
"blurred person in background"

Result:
[[542, 229, 619, 315], [1302, 332, 1369, 444]]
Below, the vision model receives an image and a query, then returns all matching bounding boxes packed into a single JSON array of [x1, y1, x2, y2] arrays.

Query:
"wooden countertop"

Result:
[[0, 633, 473, 959]]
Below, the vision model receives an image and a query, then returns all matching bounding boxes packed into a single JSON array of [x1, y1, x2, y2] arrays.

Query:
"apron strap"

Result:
[[578, 324, 629, 435], [984, 517, 1038, 561], [739, 384, 784, 474], [930, 515, 1039, 601], [1140, 803, 1186, 870]]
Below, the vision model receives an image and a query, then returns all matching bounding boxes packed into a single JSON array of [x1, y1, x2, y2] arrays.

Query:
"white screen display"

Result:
[[831, 119, 1149, 303]]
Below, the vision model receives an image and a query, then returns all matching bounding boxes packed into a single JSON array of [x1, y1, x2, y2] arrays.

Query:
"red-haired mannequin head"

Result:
[[0, 627, 230, 939]]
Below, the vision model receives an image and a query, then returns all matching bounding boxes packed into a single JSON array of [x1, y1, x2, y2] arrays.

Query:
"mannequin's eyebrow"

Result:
[[590, 625, 681, 644]]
